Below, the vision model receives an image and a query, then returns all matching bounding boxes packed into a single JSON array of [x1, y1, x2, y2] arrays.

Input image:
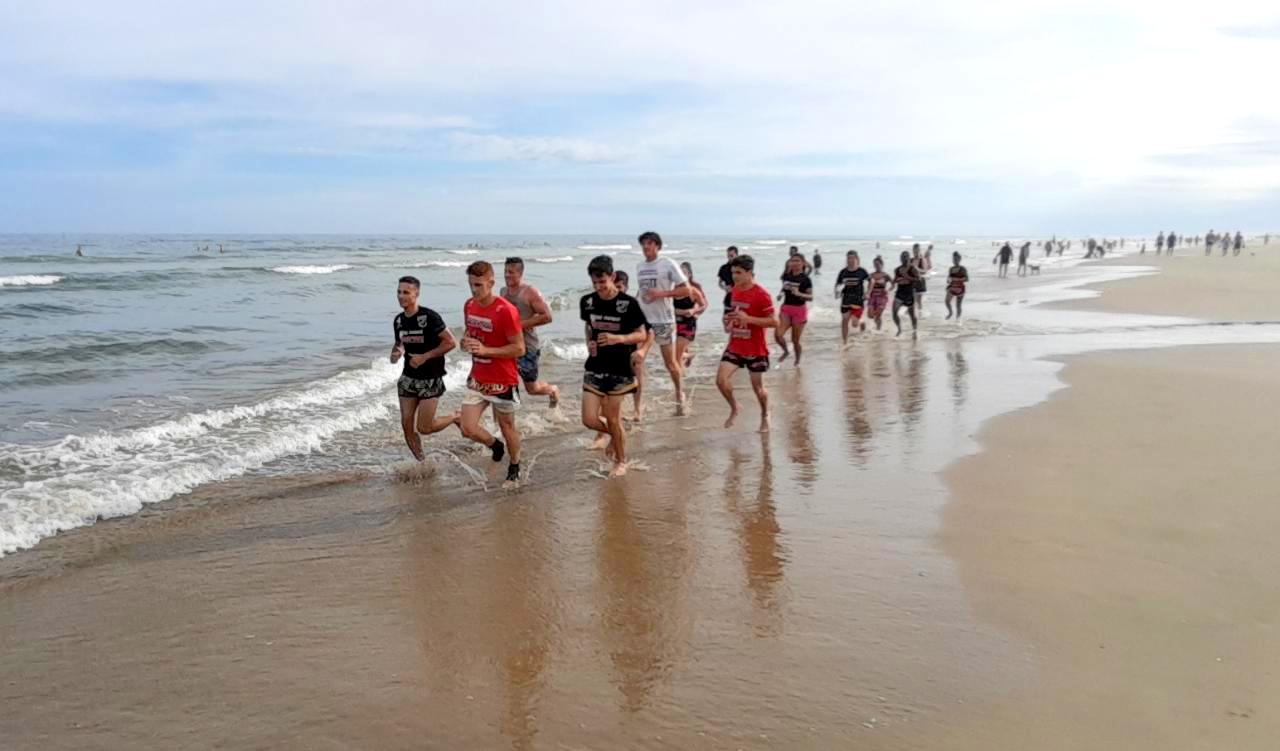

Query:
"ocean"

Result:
[[1, 233, 1273, 556]]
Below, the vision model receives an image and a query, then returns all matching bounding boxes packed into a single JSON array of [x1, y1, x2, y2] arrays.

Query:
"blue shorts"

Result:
[[516, 348, 540, 383]]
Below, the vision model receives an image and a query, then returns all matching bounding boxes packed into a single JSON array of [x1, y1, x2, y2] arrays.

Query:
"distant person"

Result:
[[1167, 231, 1177, 256], [1017, 242, 1031, 276], [614, 270, 651, 422], [892, 251, 920, 338], [834, 250, 869, 344], [674, 261, 708, 368], [812, 248, 823, 274], [457, 261, 525, 488], [74, 244, 84, 257], [945, 252, 969, 321], [502, 257, 560, 409], [390, 276, 456, 462], [634, 230, 691, 416], [911, 243, 929, 316], [783, 245, 813, 275], [995, 242, 1014, 277], [717, 245, 739, 316], [775, 254, 813, 365], [1222, 232, 1232, 256], [1205, 230, 1216, 256], [866, 256, 892, 331], [717, 254, 777, 432], [1156, 232, 1165, 256], [218, 244, 224, 254], [579, 254, 649, 478], [1234, 231, 1244, 256]]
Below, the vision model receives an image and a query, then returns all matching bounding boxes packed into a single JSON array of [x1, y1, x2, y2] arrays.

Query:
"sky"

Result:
[[1, 0, 1277, 234]]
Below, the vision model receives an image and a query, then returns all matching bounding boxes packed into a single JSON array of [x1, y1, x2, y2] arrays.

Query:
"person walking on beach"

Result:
[[674, 261, 708, 369], [1205, 229, 1216, 256], [579, 255, 650, 478], [1233, 231, 1244, 256], [634, 231, 692, 416], [1017, 242, 1031, 276], [717, 254, 777, 432], [717, 246, 739, 318], [502, 257, 560, 409], [835, 250, 869, 344], [945, 252, 969, 321], [812, 248, 823, 275], [911, 243, 929, 317], [391, 276, 457, 461], [457, 261, 525, 488], [1167, 231, 1177, 256], [776, 253, 813, 365], [995, 242, 1014, 277], [1222, 232, 1232, 256], [1156, 232, 1165, 255], [614, 271, 651, 422], [866, 256, 891, 331], [892, 251, 921, 338]]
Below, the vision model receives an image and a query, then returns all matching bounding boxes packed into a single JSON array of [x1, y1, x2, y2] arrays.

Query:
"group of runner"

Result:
[[390, 234, 974, 480]]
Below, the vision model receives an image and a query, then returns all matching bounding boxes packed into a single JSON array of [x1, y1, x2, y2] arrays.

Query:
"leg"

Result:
[[600, 395, 628, 476], [907, 301, 918, 335], [630, 352, 645, 421], [892, 300, 903, 335], [716, 360, 740, 428], [840, 311, 851, 344], [398, 396, 424, 461], [458, 401, 502, 461], [775, 316, 791, 361], [659, 343, 686, 414], [749, 371, 770, 432], [414, 397, 455, 437], [945, 292, 954, 320], [494, 409, 521, 465], [524, 379, 560, 408], [790, 322, 805, 366], [955, 294, 964, 320]]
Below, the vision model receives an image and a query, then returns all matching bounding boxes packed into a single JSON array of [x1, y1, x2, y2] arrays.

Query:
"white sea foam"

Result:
[[447, 249, 480, 255], [530, 256, 575, 263], [0, 275, 63, 287], [756, 240, 789, 246], [398, 260, 469, 269], [576, 244, 631, 250], [0, 359, 402, 555], [269, 264, 353, 275]]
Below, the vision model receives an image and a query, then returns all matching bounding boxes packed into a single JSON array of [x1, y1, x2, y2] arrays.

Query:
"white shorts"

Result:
[[461, 383, 521, 414], [649, 322, 676, 347]]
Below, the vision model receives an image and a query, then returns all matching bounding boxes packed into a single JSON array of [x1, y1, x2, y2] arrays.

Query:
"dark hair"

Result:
[[727, 245, 739, 256], [637, 231, 663, 248], [615, 270, 630, 285], [847, 250, 859, 259], [953, 251, 962, 262], [465, 261, 493, 278], [587, 254, 614, 277], [900, 251, 911, 263], [873, 255, 884, 267], [504, 256, 524, 270], [729, 255, 755, 273], [398, 275, 420, 289], [789, 246, 798, 253], [912, 243, 921, 252]]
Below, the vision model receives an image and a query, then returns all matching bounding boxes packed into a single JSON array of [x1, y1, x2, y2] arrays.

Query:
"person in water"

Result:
[[775, 253, 814, 365], [994, 242, 1013, 277], [834, 250, 869, 344], [892, 251, 921, 337], [633, 231, 691, 416], [812, 248, 823, 275], [945, 252, 969, 321], [717, 254, 777, 432], [866, 256, 892, 331], [674, 261, 708, 369], [390, 275, 457, 461], [501, 257, 560, 408], [911, 243, 929, 316], [615, 270, 653, 422]]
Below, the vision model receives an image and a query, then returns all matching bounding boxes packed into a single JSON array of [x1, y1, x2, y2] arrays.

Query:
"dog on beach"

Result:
[[1029, 264, 1041, 275]]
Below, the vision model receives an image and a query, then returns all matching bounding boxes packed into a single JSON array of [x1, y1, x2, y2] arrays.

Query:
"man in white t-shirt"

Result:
[[634, 230, 691, 416]]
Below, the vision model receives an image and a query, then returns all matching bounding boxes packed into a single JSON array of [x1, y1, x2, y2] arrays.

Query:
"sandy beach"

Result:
[[3, 244, 1280, 749]]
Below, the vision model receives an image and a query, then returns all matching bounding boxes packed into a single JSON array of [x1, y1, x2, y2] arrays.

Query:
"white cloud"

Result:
[[448, 133, 634, 163]]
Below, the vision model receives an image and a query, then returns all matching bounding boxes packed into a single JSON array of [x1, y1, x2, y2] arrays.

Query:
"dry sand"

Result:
[[940, 243, 1280, 748]]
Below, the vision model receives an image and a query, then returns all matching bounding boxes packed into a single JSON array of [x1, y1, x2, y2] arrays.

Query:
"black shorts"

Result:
[[914, 280, 927, 293], [397, 375, 446, 400], [583, 371, 637, 397], [895, 291, 915, 305], [721, 351, 769, 373]]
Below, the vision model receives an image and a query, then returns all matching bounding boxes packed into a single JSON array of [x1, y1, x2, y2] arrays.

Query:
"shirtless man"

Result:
[[390, 276, 457, 461], [501, 257, 560, 408]]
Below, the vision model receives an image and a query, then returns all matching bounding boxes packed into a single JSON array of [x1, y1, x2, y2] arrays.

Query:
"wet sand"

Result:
[[941, 244, 1280, 748]]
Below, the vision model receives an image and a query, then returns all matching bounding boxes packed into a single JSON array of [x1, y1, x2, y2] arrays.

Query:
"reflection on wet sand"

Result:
[[947, 343, 969, 410], [725, 434, 787, 637], [841, 351, 875, 463], [895, 346, 928, 455], [595, 472, 696, 714], [781, 372, 819, 490]]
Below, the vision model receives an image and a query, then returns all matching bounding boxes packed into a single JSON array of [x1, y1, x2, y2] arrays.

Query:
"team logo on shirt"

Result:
[[584, 297, 594, 310], [616, 299, 630, 312], [416, 315, 430, 327]]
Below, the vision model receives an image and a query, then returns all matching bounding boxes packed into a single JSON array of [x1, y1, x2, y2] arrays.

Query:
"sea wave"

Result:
[[0, 301, 79, 319], [394, 260, 469, 269], [0, 275, 63, 287], [576, 244, 632, 251], [446, 249, 480, 255], [530, 255, 575, 264], [0, 337, 235, 369], [269, 264, 354, 275]]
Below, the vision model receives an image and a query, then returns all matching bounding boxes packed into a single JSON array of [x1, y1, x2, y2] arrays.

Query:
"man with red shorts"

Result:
[[834, 250, 869, 344], [457, 261, 525, 487], [716, 254, 778, 432]]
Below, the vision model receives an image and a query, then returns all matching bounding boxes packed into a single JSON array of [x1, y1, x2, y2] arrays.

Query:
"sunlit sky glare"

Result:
[[1, 1, 1277, 234]]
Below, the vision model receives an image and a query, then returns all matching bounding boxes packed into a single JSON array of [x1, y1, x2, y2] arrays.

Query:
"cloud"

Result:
[[448, 133, 635, 164]]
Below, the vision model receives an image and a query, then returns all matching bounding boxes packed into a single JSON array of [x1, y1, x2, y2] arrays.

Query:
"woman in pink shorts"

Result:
[[866, 256, 892, 331], [775, 254, 813, 365]]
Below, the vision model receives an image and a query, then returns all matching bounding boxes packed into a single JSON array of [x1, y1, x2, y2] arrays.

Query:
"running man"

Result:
[[834, 250, 869, 344], [911, 243, 929, 316], [775, 253, 813, 365], [634, 231, 691, 415], [391, 275, 458, 461], [717, 245, 739, 317], [579, 255, 649, 478], [616, 270, 653, 421], [892, 251, 921, 337], [674, 261, 708, 368], [457, 261, 525, 487], [501, 257, 560, 408], [945, 252, 969, 321], [866, 256, 892, 331], [717, 254, 777, 432]]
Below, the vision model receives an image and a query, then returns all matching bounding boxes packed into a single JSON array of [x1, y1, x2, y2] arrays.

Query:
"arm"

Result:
[[598, 329, 649, 346], [690, 285, 708, 317], [471, 330, 524, 359], [646, 281, 690, 301], [521, 288, 553, 330], [736, 311, 779, 329], [408, 328, 456, 368]]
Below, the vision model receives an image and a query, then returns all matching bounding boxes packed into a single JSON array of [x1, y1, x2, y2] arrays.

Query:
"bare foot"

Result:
[[778, 350, 790, 363], [589, 433, 609, 451], [548, 385, 560, 409], [724, 407, 739, 429], [675, 399, 687, 417], [758, 414, 771, 433], [608, 462, 628, 479], [502, 478, 519, 490]]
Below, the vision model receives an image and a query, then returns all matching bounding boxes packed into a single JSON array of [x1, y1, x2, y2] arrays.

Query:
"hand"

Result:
[[409, 353, 429, 368], [641, 288, 660, 303], [730, 309, 751, 324], [597, 332, 620, 346], [461, 337, 484, 355], [390, 345, 403, 364]]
